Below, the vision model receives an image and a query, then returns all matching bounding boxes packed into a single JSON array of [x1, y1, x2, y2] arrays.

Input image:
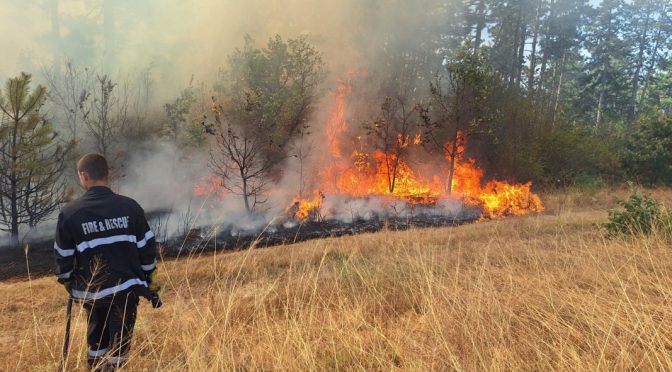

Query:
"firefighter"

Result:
[[54, 153, 161, 371]]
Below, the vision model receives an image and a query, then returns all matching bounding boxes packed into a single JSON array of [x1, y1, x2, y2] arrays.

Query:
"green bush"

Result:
[[604, 187, 671, 237], [621, 115, 672, 185], [538, 128, 616, 187]]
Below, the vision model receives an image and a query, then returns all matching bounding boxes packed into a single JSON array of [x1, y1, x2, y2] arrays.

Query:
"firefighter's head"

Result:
[[77, 153, 109, 190]]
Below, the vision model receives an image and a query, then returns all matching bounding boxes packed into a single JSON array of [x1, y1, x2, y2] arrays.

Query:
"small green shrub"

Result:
[[604, 187, 671, 237]]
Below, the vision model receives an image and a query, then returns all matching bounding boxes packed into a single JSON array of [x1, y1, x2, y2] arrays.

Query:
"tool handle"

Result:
[[58, 297, 74, 372]]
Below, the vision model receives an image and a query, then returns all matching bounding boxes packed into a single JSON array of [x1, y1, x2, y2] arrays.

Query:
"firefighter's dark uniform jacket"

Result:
[[54, 186, 156, 301]]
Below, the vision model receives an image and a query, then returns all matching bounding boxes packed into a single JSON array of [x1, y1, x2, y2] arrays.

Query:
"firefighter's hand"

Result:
[[149, 292, 162, 309]]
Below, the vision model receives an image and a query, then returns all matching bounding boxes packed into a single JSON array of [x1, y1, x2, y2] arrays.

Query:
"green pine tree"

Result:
[[0, 73, 74, 246]]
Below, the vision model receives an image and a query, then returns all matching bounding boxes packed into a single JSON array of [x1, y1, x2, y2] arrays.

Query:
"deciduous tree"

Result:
[[208, 35, 325, 213]]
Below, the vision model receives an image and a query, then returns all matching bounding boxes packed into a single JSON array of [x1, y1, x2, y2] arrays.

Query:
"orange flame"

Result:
[[443, 132, 544, 217], [286, 190, 325, 221], [479, 181, 544, 218], [298, 78, 544, 220], [329, 149, 443, 202], [197, 74, 543, 221], [194, 175, 227, 198], [326, 80, 351, 160]]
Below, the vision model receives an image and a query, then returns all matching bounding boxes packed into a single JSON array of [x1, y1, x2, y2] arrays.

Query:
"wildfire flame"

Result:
[[194, 175, 227, 198], [195, 74, 543, 222], [286, 190, 325, 221], [478, 181, 543, 218], [331, 150, 442, 203], [289, 77, 544, 221], [445, 133, 544, 218]]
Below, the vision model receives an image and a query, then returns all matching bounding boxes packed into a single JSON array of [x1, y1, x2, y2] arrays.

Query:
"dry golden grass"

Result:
[[541, 185, 672, 215], [2, 188, 672, 371]]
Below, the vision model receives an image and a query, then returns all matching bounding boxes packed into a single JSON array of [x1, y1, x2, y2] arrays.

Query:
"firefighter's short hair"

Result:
[[77, 153, 109, 181]]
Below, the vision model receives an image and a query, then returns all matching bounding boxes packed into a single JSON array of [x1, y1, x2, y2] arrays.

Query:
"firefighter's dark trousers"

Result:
[[83, 291, 138, 371]]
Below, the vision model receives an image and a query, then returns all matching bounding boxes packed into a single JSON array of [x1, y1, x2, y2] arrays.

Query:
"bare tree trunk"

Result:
[[639, 24, 663, 108], [516, 22, 527, 87], [446, 124, 460, 195], [388, 155, 399, 193], [547, 62, 558, 113], [473, 0, 486, 53], [10, 119, 19, 247], [596, 88, 604, 130], [241, 176, 251, 213], [446, 140, 458, 195], [537, 0, 555, 94], [628, 9, 652, 126], [514, 0, 528, 89], [528, 0, 542, 96], [509, 24, 519, 88], [551, 52, 566, 128]]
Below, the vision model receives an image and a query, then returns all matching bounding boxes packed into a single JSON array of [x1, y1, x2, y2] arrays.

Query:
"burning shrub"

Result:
[[604, 186, 672, 237], [286, 191, 325, 222]]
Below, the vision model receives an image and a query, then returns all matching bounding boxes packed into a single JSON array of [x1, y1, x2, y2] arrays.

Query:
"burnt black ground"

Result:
[[165, 214, 479, 255], [0, 240, 54, 283], [0, 212, 479, 282]]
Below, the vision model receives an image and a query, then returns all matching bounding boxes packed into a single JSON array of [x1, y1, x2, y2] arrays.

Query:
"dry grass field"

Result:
[[2, 187, 672, 371]]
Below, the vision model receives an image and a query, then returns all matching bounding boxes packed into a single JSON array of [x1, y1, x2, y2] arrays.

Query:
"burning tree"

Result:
[[364, 95, 424, 194], [207, 35, 325, 213], [422, 48, 496, 194], [311, 70, 542, 219], [0, 73, 74, 246]]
